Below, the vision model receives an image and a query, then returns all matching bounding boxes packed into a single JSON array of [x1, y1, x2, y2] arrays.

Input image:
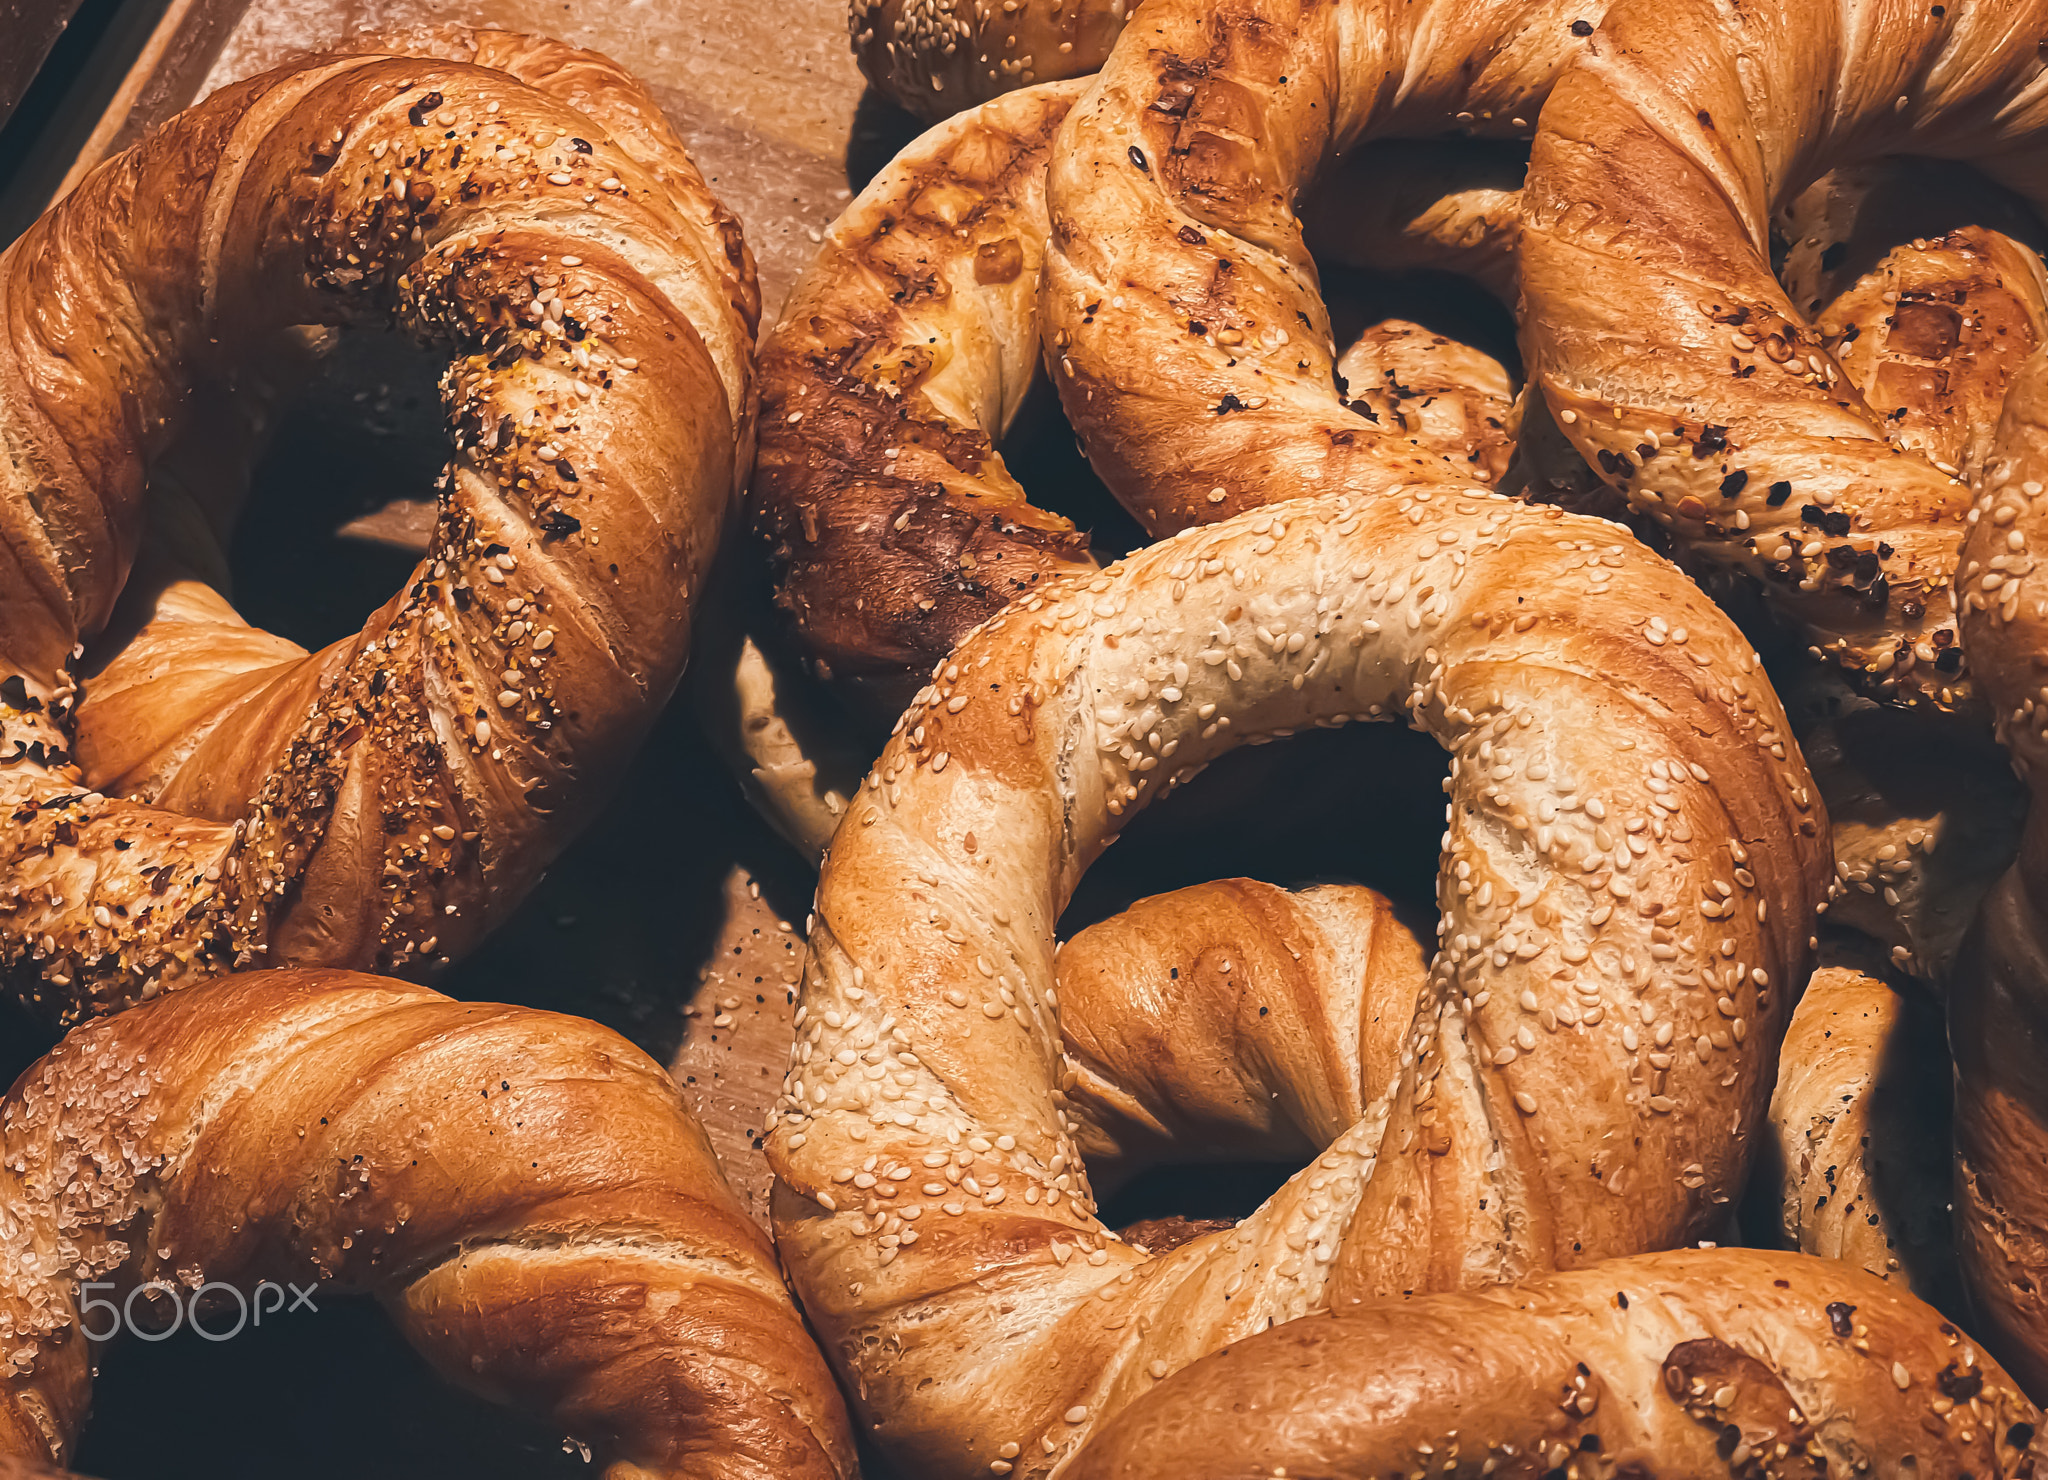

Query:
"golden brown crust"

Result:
[[0, 968, 855, 1479], [1304, 138, 1528, 303], [767, 488, 1828, 1478], [1786, 670, 2024, 980], [1334, 322, 1517, 489], [750, 81, 1094, 718], [1065, 1248, 2042, 1478], [1519, 0, 2048, 708], [1954, 346, 2048, 1391], [1054, 880, 1426, 1176], [1767, 965, 1959, 1305], [0, 32, 756, 1024], [1040, 0, 1604, 536], [850, 0, 1129, 120]]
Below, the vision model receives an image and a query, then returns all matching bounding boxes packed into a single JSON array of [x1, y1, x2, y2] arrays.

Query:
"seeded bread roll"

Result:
[[0, 969, 856, 1478], [0, 30, 756, 1024], [1519, 0, 2048, 708], [1065, 1248, 2042, 1478], [749, 81, 1531, 715], [766, 488, 1828, 1478]]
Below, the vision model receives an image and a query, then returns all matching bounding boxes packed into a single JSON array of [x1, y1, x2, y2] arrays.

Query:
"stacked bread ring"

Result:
[[12, 0, 2048, 1475]]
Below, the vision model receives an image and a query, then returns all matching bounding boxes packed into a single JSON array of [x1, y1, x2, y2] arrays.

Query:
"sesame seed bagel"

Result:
[[1063, 1247, 2042, 1478], [849, 0, 1129, 121], [1519, 0, 2048, 709], [0, 967, 856, 1478], [1953, 346, 2048, 1390], [0, 30, 756, 1024], [765, 488, 1830, 1478], [1039, 0, 1607, 536]]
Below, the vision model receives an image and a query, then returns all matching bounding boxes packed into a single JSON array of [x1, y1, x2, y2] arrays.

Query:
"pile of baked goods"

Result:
[[8, 0, 2048, 1474]]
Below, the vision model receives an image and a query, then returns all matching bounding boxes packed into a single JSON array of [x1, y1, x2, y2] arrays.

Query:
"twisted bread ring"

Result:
[[753, 81, 1094, 719], [1064, 1248, 2041, 1477], [1954, 346, 2048, 1388], [0, 968, 856, 1479], [767, 490, 1829, 1476], [1519, 0, 2048, 709], [1039, 0, 1604, 535], [0, 31, 755, 1024], [753, 83, 1544, 730]]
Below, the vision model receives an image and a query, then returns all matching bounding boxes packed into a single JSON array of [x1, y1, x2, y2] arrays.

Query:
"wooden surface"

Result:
[[50, 0, 928, 309]]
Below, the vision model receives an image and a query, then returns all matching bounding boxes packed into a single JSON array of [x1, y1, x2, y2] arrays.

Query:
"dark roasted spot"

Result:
[[1719, 469, 1748, 498], [1766, 480, 1792, 506], [1826, 1301, 1855, 1336], [1693, 424, 1729, 457], [1938, 1362, 1984, 1401], [408, 92, 444, 127]]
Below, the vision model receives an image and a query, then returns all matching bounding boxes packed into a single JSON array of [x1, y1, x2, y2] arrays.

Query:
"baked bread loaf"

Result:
[[1766, 963, 1958, 1304], [1065, 1247, 2042, 1477], [1953, 344, 2048, 1391], [0, 968, 855, 1478], [767, 489, 1829, 1476], [0, 29, 756, 1024], [1519, 0, 2048, 708], [1040, 0, 1606, 534]]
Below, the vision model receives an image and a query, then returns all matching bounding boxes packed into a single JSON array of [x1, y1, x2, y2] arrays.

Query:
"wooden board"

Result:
[[47, 0, 925, 312]]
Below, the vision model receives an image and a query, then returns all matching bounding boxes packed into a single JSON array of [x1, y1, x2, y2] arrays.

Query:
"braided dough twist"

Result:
[[1039, 0, 1604, 535], [0, 31, 754, 1023], [1519, 0, 2048, 708], [0, 969, 855, 1479], [767, 489, 1828, 1477], [753, 82, 1094, 718]]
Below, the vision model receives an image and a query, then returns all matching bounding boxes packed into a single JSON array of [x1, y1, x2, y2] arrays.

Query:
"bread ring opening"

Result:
[[0, 32, 755, 1025], [768, 487, 1830, 1477]]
